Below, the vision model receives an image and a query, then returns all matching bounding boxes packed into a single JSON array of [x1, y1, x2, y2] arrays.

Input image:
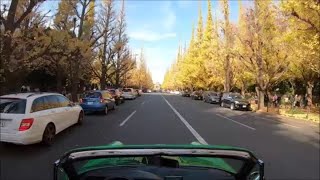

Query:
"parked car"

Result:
[[122, 88, 137, 100], [181, 90, 191, 97], [135, 89, 142, 96], [80, 91, 116, 114], [220, 92, 250, 110], [170, 90, 180, 95], [107, 89, 124, 105], [203, 91, 221, 104], [0, 92, 83, 145], [191, 91, 203, 100]]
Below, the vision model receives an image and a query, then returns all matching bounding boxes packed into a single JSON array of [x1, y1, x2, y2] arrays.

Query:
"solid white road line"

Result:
[[216, 114, 256, 131], [119, 110, 136, 127], [162, 96, 208, 145]]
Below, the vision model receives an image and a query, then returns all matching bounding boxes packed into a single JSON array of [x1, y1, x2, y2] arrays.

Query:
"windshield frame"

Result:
[[54, 146, 263, 180]]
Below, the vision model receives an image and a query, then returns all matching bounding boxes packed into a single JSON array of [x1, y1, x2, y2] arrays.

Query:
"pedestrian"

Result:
[[62, 87, 67, 96], [294, 94, 299, 107], [273, 94, 278, 107], [21, 85, 27, 93], [277, 94, 281, 107]]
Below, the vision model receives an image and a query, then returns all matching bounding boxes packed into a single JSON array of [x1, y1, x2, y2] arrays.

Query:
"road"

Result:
[[0, 93, 319, 180]]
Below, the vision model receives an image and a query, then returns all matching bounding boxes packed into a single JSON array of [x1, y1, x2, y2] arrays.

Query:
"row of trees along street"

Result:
[[0, 0, 153, 102], [162, 0, 320, 110]]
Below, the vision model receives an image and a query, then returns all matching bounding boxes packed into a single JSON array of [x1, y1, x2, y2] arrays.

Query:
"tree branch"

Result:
[[14, 0, 43, 29], [291, 8, 320, 33]]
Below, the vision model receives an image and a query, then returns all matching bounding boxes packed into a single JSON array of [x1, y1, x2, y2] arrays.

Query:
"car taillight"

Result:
[[19, 118, 34, 131]]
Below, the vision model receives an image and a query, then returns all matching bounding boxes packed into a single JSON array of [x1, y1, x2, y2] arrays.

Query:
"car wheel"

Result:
[[230, 103, 235, 110], [103, 106, 108, 115], [77, 111, 84, 125], [42, 123, 55, 146]]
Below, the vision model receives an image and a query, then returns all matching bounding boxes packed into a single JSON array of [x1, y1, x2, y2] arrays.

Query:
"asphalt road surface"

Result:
[[1, 93, 319, 180]]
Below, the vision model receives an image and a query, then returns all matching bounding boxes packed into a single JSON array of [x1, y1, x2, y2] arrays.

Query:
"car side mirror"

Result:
[[248, 160, 264, 180], [54, 160, 69, 180], [68, 102, 75, 107]]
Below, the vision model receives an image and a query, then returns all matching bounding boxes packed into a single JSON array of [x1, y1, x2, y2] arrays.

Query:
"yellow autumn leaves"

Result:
[[163, 0, 319, 105]]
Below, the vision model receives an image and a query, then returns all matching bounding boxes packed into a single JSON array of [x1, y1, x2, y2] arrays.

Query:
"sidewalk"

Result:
[[254, 109, 319, 129]]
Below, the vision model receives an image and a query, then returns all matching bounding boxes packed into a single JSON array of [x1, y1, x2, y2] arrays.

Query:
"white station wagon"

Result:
[[0, 93, 83, 145]]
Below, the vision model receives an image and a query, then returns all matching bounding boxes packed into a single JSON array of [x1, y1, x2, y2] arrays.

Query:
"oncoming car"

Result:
[[0, 93, 83, 145]]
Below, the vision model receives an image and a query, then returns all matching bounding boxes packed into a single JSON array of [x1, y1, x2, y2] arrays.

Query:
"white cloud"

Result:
[[129, 31, 176, 41]]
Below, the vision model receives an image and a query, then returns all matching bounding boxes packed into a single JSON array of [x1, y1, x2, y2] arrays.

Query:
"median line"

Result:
[[119, 110, 136, 127], [216, 114, 256, 131], [162, 96, 208, 145]]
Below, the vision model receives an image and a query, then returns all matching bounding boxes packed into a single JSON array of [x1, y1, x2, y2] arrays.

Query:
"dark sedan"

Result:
[[203, 91, 221, 104], [221, 93, 250, 110], [191, 91, 203, 100], [181, 91, 191, 97]]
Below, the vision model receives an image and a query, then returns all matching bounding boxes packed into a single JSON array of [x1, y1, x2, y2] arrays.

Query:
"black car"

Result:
[[181, 90, 191, 97], [191, 91, 203, 100], [203, 91, 221, 104], [221, 93, 250, 110]]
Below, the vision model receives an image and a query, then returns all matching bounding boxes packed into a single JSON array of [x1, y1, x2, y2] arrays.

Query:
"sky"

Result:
[[40, 0, 243, 84]]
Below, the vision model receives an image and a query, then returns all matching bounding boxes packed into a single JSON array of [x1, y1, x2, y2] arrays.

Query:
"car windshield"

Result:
[[85, 92, 101, 98], [232, 95, 245, 99], [1, 0, 319, 180], [108, 90, 115, 94], [0, 98, 26, 114]]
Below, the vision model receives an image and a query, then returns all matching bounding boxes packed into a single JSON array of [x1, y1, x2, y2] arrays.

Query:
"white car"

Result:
[[0, 93, 83, 145], [173, 91, 180, 95], [122, 88, 136, 100]]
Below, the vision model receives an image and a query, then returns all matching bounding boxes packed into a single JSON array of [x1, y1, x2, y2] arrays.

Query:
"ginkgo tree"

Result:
[[162, 0, 318, 109]]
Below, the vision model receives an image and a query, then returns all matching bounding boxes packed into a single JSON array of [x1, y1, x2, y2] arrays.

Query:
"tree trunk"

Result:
[[240, 81, 246, 96], [100, 64, 106, 90], [306, 81, 313, 105], [224, 55, 231, 92], [258, 90, 265, 110], [71, 81, 78, 102], [56, 69, 62, 93]]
